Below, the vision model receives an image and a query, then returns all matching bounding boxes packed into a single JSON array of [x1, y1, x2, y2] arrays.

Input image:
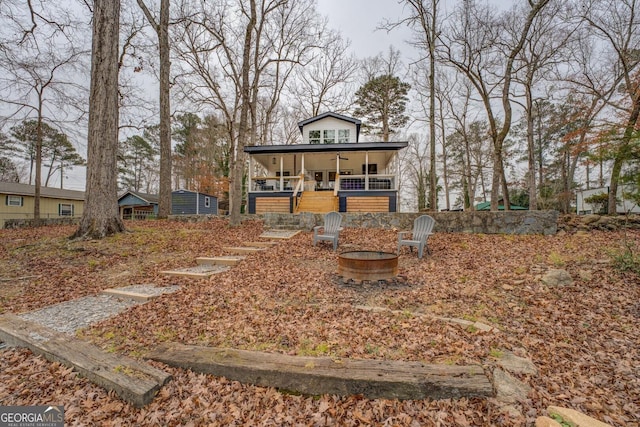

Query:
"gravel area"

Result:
[[19, 284, 181, 335]]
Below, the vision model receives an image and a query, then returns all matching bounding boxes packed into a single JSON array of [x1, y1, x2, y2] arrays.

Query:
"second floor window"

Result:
[[323, 129, 335, 144], [338, 129, 350, 143], [309, 130, 321, 144]]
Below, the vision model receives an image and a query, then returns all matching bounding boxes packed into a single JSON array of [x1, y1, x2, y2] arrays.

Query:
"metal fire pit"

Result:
[[338, 251, 399, 282]]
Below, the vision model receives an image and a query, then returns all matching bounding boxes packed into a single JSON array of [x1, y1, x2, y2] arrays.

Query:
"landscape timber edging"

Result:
[[0, 314, 171, 408], [147, 342, 493, 400]]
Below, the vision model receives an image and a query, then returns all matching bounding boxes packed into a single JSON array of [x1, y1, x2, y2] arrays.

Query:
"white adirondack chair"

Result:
[[397, 215, 435, 259], [313, 211, 342, 251]]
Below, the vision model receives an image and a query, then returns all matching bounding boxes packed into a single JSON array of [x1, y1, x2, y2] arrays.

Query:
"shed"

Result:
[[171, 189, 218, 215]]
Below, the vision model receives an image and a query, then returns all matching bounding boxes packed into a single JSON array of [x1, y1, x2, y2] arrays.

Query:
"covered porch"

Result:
[[244, 142, 407, 214]]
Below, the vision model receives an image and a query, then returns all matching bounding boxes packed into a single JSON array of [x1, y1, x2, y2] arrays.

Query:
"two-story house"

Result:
[[244, 112, 408, 214]]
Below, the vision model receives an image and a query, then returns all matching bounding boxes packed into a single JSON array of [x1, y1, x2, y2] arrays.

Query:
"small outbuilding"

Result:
[[171, 189, 218, 215], [117, 189, 218, 219]]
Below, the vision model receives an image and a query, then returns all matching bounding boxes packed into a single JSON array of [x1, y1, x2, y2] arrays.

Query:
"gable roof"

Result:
[[0, 181, 85, 200], [118, 190, 159, 205], [297, 112, 362, 138]]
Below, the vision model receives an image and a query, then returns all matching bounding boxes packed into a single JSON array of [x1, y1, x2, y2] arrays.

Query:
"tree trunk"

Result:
[[229, 0, 256, 226], [137, 0, 172, 218], [428, 0, 438, 212], [525, 86, 537, 210], [608, 92, 640, 214], [34, 112, 42, 223], [158, 0, 172, 219], [439, 98, 450, 211], [72, 0, 125, 239]]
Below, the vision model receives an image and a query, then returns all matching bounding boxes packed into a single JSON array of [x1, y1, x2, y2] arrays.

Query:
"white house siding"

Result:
[[303, 117, 357, 144]]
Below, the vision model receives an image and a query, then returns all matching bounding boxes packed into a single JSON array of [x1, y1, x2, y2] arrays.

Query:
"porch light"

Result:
[[272, 157, 276, 165]]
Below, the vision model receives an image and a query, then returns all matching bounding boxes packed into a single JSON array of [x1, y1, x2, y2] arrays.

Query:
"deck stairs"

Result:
[[295, 192, 338, 213]]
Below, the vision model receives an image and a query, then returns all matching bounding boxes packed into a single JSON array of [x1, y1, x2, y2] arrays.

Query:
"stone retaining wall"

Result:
[[258, 210, 559, 235], [557, 213, 640, 232]]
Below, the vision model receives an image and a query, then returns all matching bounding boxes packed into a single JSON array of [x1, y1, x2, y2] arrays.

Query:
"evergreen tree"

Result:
[[353, 74, 410, 141]]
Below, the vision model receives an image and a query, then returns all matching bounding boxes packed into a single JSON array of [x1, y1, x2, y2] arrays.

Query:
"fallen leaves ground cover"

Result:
[[0, 219, 638, 426]]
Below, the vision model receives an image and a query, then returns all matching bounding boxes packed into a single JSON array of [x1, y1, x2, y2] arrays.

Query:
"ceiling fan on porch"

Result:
[[333, 153, 349, 161]]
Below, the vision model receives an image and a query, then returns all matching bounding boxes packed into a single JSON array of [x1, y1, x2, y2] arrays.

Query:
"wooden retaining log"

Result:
[[0, 314, 171, 408], [148, 343, 493, 400]]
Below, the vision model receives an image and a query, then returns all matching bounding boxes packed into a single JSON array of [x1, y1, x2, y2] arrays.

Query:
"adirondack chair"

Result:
[[397, 215, 435, 259], [313, 211, 342, 251]]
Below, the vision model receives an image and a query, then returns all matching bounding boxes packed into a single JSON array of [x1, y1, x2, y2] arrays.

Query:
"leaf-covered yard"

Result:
[[0, 219, 638, 426]]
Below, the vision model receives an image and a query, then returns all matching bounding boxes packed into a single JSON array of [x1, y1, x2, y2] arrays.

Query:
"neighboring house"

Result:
[[576, 186, 640, 214], [117, 189, 218, 219], [0, 182, 84, 228], [118, 191, 159, 220], [244, 112, 408, 214]]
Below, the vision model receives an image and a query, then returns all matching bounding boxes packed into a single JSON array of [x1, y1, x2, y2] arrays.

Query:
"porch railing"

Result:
[[339, 174, 396, 191], [251, 175, 301, 192]]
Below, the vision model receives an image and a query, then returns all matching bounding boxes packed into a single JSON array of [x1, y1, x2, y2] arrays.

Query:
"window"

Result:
[[338, 129, 350, 144], [204, 196, 210, 208], [362, 164, 377, 174], [309, 130, 321, 144], [6, 195, 23, 207], [323, 129, 335, 144], [58, 203, 74, 216]]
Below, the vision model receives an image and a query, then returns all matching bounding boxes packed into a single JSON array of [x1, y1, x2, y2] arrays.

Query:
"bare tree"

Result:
[[174, 0, 324, 224], [73, 0, 125, 239], [398, 0, 440, 211], [137, 0, 172, 218], [287, 30, 358, 119], [577, 0, 640, 214], [441, 0, 551, 211], [0, 0, 87, 222]]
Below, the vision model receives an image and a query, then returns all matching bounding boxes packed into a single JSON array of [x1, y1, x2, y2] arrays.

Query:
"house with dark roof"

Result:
[[0, 182, 84, 227], [244, 112, 408, 214]]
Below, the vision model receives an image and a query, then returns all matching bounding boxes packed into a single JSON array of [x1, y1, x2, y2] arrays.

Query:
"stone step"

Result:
[[195, 256, 245, 266], [160, 264, 230, 278], [148, 343, 493, 401], [259, 230, 301, 239], [222, 246, 266, 254], [0, 314, 171, 408], [243, 241, 279, 247]]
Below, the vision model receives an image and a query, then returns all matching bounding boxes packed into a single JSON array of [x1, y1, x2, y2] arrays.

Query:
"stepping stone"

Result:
[[222, 246, 265, 254], [148, 343, 493, 400], [259, 230, 301, 239], [547, 406, 611, 427], [0, 314, 171, 408], [160, 264, 230, 278], [243, 241, 279, 247], [101, 284, 181, 303], [196, 256, 245, 266]]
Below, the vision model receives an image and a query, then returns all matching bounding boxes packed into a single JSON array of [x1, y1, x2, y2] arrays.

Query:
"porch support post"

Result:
[[301, 154, 305, 181], [248, 156, 252, 193], [280, 156, 284, 191], [365, 151, 369, 191], [396, 152, 400, 190]]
